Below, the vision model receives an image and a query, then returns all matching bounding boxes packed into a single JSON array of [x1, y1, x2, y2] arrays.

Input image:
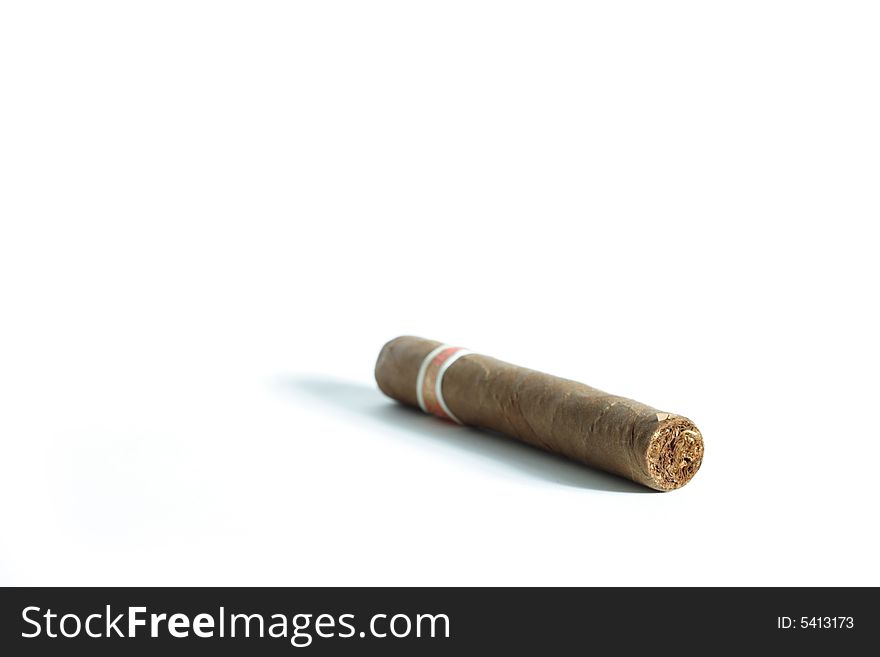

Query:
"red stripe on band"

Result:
[[421, 346, 463, 421]]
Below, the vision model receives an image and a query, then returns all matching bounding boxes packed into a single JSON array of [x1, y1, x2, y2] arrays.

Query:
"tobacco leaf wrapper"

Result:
[[375, 336, 704, 491]]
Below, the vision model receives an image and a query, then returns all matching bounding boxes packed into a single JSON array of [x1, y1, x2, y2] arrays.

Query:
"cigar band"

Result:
[[415, 345, 472, 424]]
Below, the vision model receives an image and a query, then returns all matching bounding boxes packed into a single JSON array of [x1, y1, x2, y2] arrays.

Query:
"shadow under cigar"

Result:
[[278, 375, 652, 494]]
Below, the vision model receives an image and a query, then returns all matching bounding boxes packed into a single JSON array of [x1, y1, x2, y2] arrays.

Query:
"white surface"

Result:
[[1, 2, 878, 586]]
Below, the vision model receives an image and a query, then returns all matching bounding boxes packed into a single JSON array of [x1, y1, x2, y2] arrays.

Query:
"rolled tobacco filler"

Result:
[[375, 336, 704, 491]]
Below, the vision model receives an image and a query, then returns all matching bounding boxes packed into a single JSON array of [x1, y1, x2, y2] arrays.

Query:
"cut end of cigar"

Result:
[[646, 416, 704, 491]]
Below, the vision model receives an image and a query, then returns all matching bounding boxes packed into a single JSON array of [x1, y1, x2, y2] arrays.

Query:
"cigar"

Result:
[[374, 336, 704, 491]]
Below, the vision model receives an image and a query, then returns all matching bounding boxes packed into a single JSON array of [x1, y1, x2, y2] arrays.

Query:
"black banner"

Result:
[[0, 588, 872, 654]]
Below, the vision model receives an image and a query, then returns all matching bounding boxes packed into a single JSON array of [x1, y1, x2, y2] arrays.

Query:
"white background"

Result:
[[1, 2, 878, 586]]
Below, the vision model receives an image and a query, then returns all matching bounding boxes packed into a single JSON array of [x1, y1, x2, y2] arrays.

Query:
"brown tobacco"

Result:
[[374, 336, 704, 491]]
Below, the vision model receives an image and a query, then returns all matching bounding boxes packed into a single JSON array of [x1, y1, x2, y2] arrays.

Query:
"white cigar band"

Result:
[[415, 345, 472, 424]]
